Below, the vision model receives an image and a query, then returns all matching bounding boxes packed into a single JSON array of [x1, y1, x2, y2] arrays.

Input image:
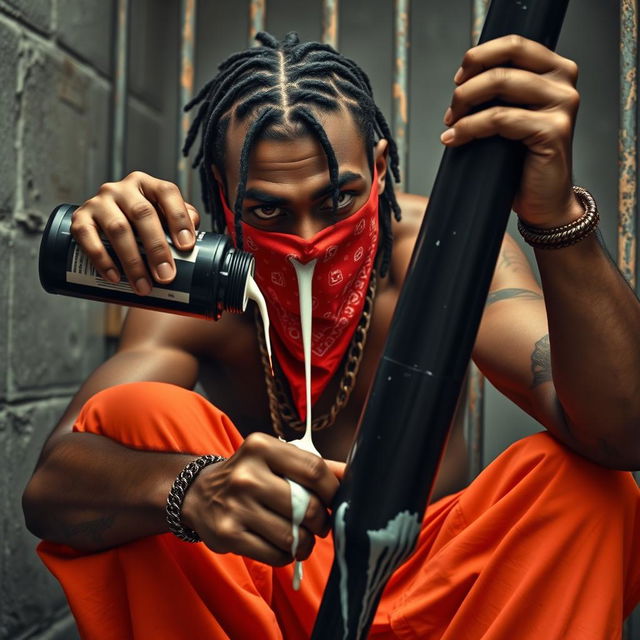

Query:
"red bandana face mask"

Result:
[[221, 170, 380, 422]]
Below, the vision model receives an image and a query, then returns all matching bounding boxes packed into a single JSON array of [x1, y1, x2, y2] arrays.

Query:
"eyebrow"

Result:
[[243, 171, 365, 206]]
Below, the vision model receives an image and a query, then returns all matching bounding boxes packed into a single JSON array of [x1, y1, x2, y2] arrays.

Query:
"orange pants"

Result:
[[38, 382, 640, 639]]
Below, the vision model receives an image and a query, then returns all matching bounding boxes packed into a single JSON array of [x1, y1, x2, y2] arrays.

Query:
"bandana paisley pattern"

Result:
[[221, 171, 380, 422]]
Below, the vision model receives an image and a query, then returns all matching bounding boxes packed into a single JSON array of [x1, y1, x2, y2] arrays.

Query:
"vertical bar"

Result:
[[249, 0, 266, 46], [111, 0, 129, 182], [322, 0, 339, 49], [466, 0, 490, 479], [393, 0, 410, 193], [106, 0, 130, 340], [619, 0, 637, 290], [178, 0, 197, 198], [620, 6, 638, 638]]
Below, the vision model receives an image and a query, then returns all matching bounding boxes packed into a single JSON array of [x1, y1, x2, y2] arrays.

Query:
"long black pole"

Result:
[[311, 2, 570, 638]]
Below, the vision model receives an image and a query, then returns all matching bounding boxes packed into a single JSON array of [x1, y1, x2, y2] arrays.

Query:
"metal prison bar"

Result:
[[106, 0, 639, 634]]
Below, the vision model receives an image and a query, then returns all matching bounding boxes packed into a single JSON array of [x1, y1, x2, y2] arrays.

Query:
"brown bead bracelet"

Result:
[[517, 186, 599, 250]]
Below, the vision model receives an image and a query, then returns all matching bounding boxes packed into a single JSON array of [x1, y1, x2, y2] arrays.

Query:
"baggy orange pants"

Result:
[[38, 382, 640, 639]]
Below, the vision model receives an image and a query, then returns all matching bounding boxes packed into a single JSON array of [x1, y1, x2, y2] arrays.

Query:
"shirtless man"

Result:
[[23, 32, 640, 638]]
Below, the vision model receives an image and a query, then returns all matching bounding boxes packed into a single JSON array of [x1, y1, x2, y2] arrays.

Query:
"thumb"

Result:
[[325, 459, 346, 481]]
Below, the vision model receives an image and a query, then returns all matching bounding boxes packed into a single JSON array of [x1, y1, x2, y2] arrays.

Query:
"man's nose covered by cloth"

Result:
[[221, 169, 380, 422]]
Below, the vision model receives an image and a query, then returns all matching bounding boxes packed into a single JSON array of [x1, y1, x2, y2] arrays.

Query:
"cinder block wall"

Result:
[[0, 1, 178, 637]]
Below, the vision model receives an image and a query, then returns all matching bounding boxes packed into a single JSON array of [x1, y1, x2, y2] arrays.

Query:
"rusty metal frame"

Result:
[[393, 0, 410, 193], [178, 0, 197, 198], [619, 0, 638, 290], [322, 0, 339, 48], [249, 0, 266, 46]]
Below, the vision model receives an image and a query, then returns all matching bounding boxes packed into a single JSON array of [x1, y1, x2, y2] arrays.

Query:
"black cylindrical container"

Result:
[[39, 204, 255, 320]]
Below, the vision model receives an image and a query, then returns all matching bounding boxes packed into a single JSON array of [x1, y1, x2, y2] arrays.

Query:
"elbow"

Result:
[[22, 475, 48, 540]]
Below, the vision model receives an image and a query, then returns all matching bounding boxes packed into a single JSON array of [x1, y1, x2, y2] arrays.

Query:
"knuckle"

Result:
[[564, 87, 580, 110], [508, 33, 525, 52], [215, 515, 238, 541], [243, 432, 271, 455], [303, 456, 326, 484], [552, 112, 573, 136], [126, 170, 147, 182], [565, 59, 579, 82], [146, 238, 169, 258], [229, 468, 257, 492], [491, 66, 509, 88], [122, 254, 144, 270], [128, 200, 155, 222], [98, 181, 117, 195], [461, 49, 476, 67], [157, 180, 179, 196], [105, 218, 130, 238], [490, 106, 508, 126]]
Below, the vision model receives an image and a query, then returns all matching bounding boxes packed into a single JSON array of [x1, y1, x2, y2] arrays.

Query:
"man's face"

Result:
[[217, 109, 388, 239]]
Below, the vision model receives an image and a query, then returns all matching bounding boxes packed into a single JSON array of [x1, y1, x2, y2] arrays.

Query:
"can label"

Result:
[[65, 239, 198, 304]]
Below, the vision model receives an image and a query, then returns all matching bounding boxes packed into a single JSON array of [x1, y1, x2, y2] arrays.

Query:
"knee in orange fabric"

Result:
[[74, 382, 242, 455]]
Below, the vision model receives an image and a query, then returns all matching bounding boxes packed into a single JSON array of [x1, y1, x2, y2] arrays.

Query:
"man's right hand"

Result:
[[70, 171, 201, 295], [181, 433, 341, 566]]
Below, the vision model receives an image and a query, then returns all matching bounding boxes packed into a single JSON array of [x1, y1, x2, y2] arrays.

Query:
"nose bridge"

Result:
[[293, 208, 325, 240]]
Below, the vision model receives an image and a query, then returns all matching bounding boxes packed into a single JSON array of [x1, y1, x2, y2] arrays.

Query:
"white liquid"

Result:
[[247, 275, 273, 374], [286, 258, 321, 590]]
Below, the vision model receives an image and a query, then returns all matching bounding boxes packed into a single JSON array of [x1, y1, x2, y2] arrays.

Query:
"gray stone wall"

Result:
[[0, 1, 178, 637]]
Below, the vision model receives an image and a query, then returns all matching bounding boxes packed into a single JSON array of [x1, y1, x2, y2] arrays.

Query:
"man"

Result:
[[23, 32, 640, 638]]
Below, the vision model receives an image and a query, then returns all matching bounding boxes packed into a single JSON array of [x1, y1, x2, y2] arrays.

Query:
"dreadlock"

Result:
[[183, 31, 402, 277]]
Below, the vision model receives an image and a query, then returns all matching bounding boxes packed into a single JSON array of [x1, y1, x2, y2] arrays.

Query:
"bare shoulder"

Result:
[[120, 305, 254, 364], [389, 191, 429, 286]]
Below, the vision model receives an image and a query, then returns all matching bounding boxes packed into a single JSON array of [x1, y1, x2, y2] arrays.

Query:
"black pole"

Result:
[[311, 1, 570, 638]]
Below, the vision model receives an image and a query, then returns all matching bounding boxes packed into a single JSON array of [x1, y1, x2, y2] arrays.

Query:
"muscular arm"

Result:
[[22, 309, 211, 551], [474, 233, 640, 470]]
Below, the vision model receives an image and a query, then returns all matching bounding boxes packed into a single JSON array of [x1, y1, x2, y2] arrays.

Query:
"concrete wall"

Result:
[[0, 0, 636, 638], [0, 1, 178, 637]]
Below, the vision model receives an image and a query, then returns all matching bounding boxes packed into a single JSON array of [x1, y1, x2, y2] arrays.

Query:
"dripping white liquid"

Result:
[[247, 274, 273, 374], [286, 257, 321, 590]]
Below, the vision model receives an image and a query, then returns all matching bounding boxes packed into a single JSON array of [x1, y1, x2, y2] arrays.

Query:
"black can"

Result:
[[39, 204, 255, 321]]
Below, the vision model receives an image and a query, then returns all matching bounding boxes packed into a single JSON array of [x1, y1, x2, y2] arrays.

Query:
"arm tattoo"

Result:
[[531, 334, 552, 388], [486, 288, 543, 307], [56, 514, 117, 546], [498, 247, 529, 272]]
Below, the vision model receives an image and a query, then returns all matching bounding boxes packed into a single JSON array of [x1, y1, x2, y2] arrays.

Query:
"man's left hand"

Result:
[[441, 34, 583, 228]]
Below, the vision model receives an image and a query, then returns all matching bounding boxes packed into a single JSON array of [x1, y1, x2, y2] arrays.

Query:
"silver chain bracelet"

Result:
[[166, 454, 227, 543]]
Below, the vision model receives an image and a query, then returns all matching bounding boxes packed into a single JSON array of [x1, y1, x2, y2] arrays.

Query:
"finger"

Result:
[[92, 203, 152, 295], [446, 68, 576, 125], [455, 35, 578, 85], [70, 204, 121, 283], [136, 174, 196, 251], [242, 504, 316, 560], [440, 106, 572, 149], [112, 192, 177, 284], [230, 464, 331, 537], [208, 519, 293, 566], [241, 433, 341, 507], [185, 202, 201, 231], [325, 459, 346, 481]]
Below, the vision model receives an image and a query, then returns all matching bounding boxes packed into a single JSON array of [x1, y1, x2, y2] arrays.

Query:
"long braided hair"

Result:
[[183, 31, 402, 276]]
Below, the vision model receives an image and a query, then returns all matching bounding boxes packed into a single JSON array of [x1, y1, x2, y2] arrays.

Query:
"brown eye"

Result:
[[320, 192, 355, 211], [252, 206, 283, 220]]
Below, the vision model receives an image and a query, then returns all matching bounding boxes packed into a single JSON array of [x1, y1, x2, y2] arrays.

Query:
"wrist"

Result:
[[517, 191, 584, 230]]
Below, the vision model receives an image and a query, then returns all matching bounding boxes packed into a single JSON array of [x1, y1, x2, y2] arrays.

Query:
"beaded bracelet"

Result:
[[166, 454, 227, 543], [517, 186, 599, 250]]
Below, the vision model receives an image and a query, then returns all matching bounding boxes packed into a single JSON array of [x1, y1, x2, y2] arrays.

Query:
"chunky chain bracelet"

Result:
[[517, 186, 599, 250], [166, 454, 227, 543]]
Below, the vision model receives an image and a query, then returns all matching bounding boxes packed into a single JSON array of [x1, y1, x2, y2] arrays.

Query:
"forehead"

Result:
[[223, 109, 370, 194]]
